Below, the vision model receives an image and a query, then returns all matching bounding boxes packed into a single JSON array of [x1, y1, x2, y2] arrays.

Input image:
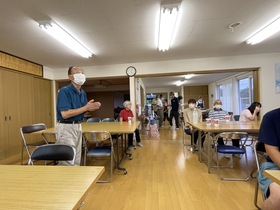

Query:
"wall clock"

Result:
[[126, 66, 137, 77]]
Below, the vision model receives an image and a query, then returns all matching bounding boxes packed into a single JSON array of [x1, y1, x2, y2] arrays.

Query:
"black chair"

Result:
[[28, 144, 75, 165], [212, 132, 250, 181], [83, 131, 116, 182], [102, 118, 116, 122], [233, 115, 240, 121], [20, 123, 50, 165], [253, 141, 267, 210], [86, 117, 101, 122]]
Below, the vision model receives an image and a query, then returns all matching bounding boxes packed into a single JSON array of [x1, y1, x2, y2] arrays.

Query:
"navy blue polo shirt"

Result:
[[171, 97, 179, 111], [57, 83, 88, 121], [258, 108, 280, 162]]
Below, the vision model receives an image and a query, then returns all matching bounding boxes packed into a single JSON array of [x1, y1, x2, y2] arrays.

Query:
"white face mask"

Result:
[[73, 73, 86, 85], [189, 103, 195, 109], [215, 105, 222, 109]]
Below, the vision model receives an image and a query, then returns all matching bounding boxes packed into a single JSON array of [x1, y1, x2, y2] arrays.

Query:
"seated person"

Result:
[[208, 99, 239, 148], [183, 99, 205, 149], [196, 96, 204, 109], [258, 108, 280, 210], [240, 102, 261, 121], [119, 100, 143, 150]]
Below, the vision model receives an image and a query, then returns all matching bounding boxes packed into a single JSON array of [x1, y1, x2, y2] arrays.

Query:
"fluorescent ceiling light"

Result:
[[158, 3, 180, 52], [246, 17, 280, 45], [38, 20, 92, 58], [185, 74, 195, 79], [176, 80, 185, 86]]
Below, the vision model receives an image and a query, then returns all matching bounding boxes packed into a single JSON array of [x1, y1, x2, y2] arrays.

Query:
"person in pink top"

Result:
[[120, 100, 143, 150], [239, 102, 262, 122]]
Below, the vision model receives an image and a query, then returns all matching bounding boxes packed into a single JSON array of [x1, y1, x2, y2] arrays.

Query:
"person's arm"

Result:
[[265, 145, 280, 168], [61, 99, 101, 119], [183, 109, 188, 126], [245, 108, 258, 121]]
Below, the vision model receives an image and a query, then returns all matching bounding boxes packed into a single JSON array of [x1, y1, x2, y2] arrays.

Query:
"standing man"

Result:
[[56, 66, 101, 166], [156, 94, 164, 128], [169, 92, 180, 129]]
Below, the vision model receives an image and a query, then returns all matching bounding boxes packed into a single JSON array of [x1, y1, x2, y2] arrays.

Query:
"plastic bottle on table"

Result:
[[193, 108, 198, 124]]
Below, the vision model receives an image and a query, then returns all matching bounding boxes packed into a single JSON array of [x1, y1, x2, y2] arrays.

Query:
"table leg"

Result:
[[190, 132, 195, 152], [198, 130, 202, 161], [207, 132, 211, 173], [124, 134, 133, 160], [115, 134, 127, 174]]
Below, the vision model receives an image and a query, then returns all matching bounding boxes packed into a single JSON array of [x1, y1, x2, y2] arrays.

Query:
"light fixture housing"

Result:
[[158, 3, 180, 52], [246, 16, 280, 45], [175, 80, 185, 86], [185, 74, 195, 79], [38, 20, 92, 58]]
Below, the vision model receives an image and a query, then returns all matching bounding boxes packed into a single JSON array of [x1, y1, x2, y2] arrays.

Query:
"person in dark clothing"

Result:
[[169, 92, 180, 129]]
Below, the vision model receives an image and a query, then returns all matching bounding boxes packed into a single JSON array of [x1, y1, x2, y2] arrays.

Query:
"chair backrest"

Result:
[[214, 132, 248, 146], [20, 123, 48, 146], [102, 118, 115, 122], [216, 132, 247, 139], [21, 123, 47, 134], [233, 115, 240, 121], [28, 144, 75, 165], [254, 141, 267, 171], [86, 117, 101, 122], [83, 131, 113, 145]]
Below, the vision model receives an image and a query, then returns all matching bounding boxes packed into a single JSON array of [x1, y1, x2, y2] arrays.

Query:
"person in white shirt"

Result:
[[156, 94, 164, 128], [239, 102, 262, 121]]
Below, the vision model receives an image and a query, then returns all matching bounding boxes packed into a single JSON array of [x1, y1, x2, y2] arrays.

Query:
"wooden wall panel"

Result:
[[0, 68, 52, 163], [86, 92, 115, 120], [183, 85, 209, 108], [0, 51, 43, 77]]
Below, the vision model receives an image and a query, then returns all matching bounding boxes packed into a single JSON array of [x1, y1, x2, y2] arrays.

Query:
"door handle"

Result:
[[5, 116, 7, 121], [9, 116, 11, 121]]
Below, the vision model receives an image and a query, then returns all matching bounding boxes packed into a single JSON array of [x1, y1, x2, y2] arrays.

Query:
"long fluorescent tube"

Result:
[[246, 17, 280, 45], [185, 74, 195, 79], [158, 3, 180, 51], [176, 80, 185, 86], [38, 20, 92, 58]]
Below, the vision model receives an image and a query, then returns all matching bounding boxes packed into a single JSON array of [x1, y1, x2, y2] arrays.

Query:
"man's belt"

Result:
[[58, 120, 82, 124]]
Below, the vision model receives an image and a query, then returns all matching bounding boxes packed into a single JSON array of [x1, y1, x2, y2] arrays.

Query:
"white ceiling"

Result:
[[141, 71, 239, 88], [1, 0, 280, 88]]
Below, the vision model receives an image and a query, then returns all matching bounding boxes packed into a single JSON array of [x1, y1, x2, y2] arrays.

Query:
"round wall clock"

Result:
[[126, 66, 137, 77]]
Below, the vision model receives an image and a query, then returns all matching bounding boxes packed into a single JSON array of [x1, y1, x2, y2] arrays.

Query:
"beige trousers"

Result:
[[56, 123, 82, 166]]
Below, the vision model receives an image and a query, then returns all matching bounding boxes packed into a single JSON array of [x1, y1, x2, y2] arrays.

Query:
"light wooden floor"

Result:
[[83, 122, 262, 210]]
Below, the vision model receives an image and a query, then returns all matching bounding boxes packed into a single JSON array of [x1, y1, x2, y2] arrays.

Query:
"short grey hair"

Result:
[[123, 100, 132, 107]]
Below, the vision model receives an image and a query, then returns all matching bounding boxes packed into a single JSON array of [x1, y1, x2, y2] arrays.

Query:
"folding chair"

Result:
[[101, 117, 131, 161], [83, 131, 117, 182], [212, 132, 250, 181], [253, 141, 267, 210], [86, 117, 101, 122], [28, 144, 75, 165], [20, 123, 50, 165], [102, 118, 115, 122], [233, 115, 240, 121]]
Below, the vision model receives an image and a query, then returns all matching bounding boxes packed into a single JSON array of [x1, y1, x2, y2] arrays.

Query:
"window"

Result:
[[238, 77, 254, 111], [217, 83, 232, 112]]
